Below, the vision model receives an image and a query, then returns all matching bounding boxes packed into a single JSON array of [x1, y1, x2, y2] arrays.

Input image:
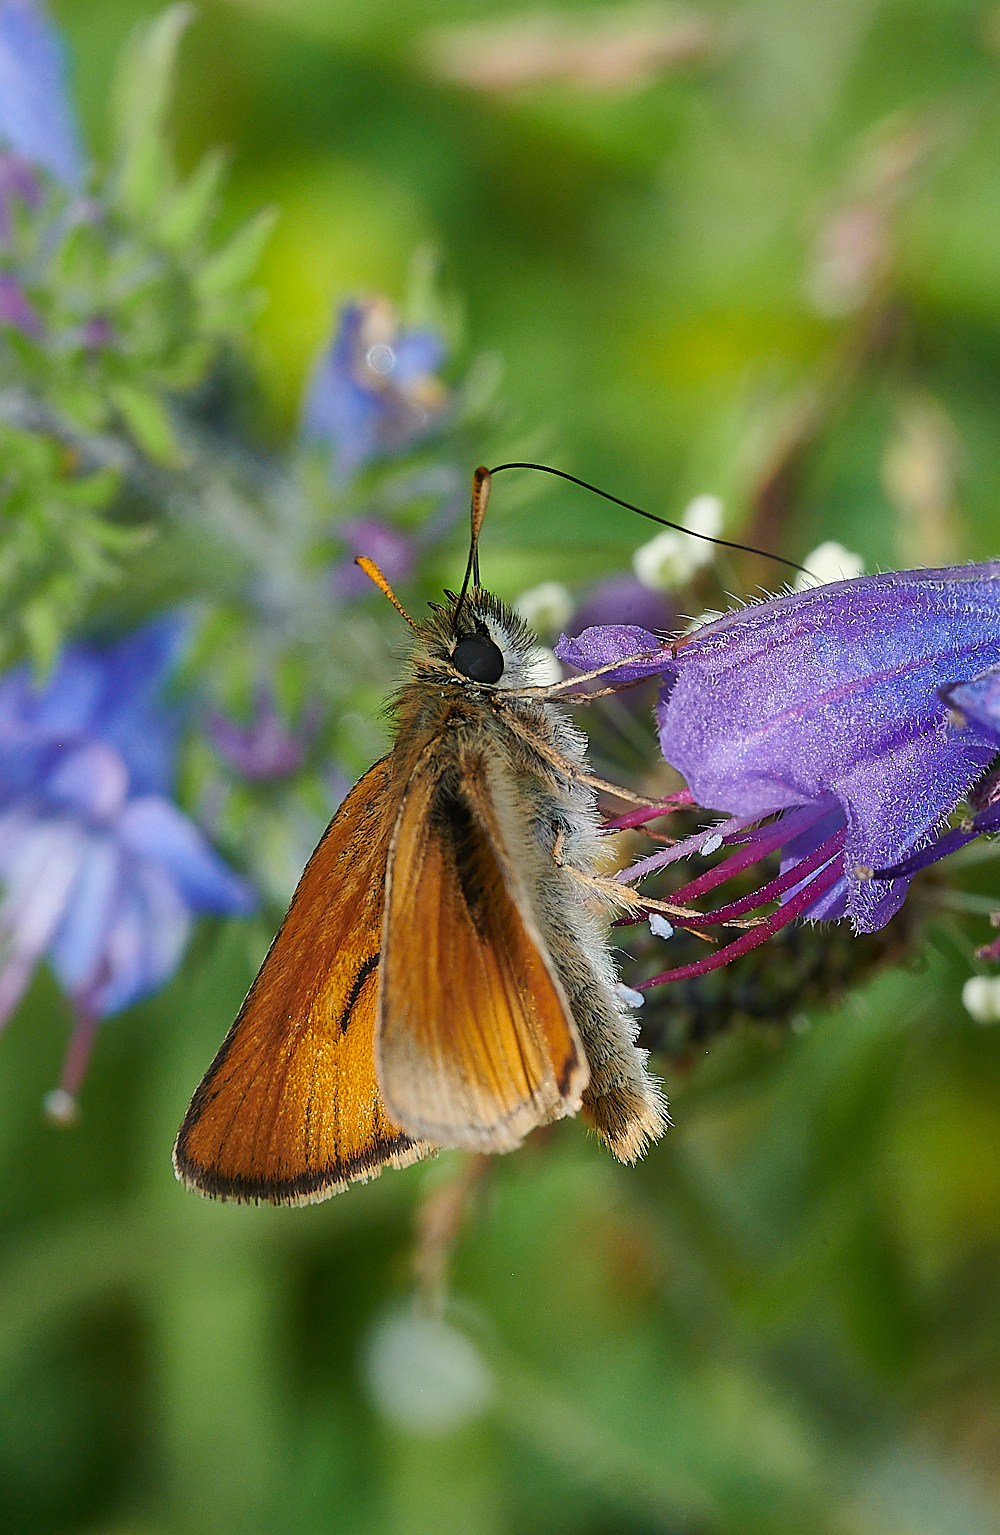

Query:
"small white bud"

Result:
[[794, 542, 865, 591], [514, 581, 574, 636], [649, 914, 674, 940], [615, 982, 645, 1008], [962, 975, 1000, 1025]]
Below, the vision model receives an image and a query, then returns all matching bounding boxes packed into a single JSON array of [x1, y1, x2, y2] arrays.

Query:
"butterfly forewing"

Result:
[[378, 748, 588, 1151], [173, 759, 429, 1204]]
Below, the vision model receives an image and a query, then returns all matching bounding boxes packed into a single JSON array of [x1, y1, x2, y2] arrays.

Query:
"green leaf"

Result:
[[109, 383, 185, 467], [193, 208, 278, 303], [112, 4, 195, 223], [157, 148, 229, 252], [21, 596, 63, 678]]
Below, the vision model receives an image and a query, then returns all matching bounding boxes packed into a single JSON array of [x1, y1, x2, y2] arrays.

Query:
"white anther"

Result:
[[615, 982, 645, 1008], [700, 833, 723, 856], [649, 914, 674, 940]]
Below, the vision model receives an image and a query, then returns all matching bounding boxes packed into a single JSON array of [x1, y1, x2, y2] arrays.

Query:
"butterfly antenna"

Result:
[[488, 461, 812, 580], [355, 556, 418, 629], [452, 466, 491, 633]]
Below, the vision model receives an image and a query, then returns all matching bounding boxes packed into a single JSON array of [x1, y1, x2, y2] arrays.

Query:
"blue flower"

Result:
[[302, 298, 448, 478], [0, 616, 255, 1115], [557, 564, 1000, 989], [0, 0, 83, 188]]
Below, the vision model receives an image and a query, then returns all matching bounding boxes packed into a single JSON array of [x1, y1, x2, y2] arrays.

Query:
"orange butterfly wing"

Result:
[[173, 758, 429, 1205], [377, 747, 589, 1152]]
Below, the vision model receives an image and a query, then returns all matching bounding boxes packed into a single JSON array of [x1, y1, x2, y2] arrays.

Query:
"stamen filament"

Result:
[[637, 854, 844, 989], [601, 790, 694, 832]]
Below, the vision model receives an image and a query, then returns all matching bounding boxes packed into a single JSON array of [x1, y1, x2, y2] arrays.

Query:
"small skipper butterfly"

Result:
[[174, 468, 694, 1205]]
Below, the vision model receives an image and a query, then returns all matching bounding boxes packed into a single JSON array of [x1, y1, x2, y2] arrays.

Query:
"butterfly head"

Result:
[[416, 588, 540, 690]]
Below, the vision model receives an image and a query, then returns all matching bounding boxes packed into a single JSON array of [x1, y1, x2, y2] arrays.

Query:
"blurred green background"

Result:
[[6, 1, 1000, 1530]]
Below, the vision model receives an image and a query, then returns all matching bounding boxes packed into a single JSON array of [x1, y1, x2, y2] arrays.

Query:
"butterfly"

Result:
[[173, 468, 685, 1205]]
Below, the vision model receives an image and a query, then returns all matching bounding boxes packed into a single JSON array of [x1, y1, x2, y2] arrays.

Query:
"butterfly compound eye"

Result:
[[451, 633, 505, 683]]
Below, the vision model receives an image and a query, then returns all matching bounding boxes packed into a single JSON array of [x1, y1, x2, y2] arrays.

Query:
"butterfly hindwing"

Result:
[[377, 747, 589, 1151], [173, 758, 429, 1205]]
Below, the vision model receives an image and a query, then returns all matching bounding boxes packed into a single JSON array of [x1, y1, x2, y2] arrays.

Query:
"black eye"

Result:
[[452, 633, 505, 683]]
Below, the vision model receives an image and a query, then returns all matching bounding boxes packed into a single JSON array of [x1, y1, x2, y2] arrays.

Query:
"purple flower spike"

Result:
[[0, 0, 83, 188], [302, 298, 448, 478], [0, 616, 255, 1111], [207, 688, 309, 781], [330, 516, 415, 600], [644, 565, 1000, 941]]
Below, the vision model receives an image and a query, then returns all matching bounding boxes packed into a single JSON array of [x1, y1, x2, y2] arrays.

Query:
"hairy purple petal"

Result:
[[655, 565, 1000, 930], [555, 624, 672, 682], [0, 0, 83, 187]]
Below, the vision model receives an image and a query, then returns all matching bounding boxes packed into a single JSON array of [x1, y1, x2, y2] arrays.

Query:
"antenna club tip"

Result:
[[472, 465, 491, 501]]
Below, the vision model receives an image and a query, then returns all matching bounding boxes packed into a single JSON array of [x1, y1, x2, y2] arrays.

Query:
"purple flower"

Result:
[[329, 515, 415, 600], [0, 0, 83, 189], [302, 298, 448, 478], [207, 687, 310, 781], [558, 564, 1000, 988], [569, 574, 675, 637], [0, 616, 255, 1115], [0, 268, 38, 333]]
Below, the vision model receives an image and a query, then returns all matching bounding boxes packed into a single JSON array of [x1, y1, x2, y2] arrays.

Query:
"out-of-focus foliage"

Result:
[[5, 1, 1000, 1533]]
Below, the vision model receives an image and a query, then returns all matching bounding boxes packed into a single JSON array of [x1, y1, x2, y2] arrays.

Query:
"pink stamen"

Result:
[[666, 806, 838, 906], [637, 854, 845, 989], [616, 812, 765, 884], [677, 828, 847, 926], [601, 789, 694, 832]]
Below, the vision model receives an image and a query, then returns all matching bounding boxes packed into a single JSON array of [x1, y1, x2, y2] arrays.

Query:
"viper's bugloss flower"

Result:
[[0, 617, 255, 1115], [0, 0, 83, 188], [557, 564, 1000, 988], [302, 298, 448, 478], [207, 687, 309, 781]]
